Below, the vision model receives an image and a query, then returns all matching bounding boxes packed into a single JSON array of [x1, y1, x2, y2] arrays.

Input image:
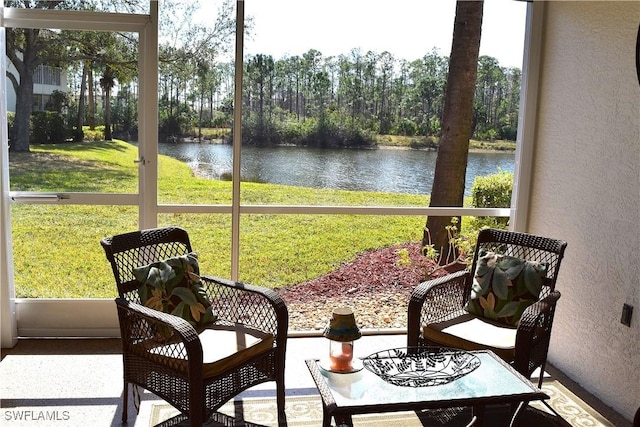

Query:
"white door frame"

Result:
[[0, 3, 158, 344]]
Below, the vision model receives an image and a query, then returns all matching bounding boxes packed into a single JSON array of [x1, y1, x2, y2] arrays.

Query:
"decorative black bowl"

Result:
[[362, 347, 481, 387]]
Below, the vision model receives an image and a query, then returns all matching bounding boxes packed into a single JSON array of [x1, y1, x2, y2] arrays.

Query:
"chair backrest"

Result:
[[101, 226, 192, 301], [470, 228, 567, 299]]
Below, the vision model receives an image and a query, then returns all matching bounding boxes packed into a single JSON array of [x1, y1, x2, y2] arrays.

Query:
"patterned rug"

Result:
[[149, 380, 615, 427]]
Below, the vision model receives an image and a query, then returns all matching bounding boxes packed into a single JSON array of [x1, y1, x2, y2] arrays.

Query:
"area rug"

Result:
[[149, 381, 614, 427]]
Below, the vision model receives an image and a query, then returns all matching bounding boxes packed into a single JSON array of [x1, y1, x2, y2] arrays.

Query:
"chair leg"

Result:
[[537, 362, 546, 389], [277, 376, 287, 426], [541, 399, 563, 419], [533, 365, 564, 423], [189, 407, 204, 427], [122, 381, 128, 422]]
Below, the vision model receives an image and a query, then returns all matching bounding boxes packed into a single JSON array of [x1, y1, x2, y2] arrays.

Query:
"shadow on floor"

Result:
[[0, 337, 633, 427]]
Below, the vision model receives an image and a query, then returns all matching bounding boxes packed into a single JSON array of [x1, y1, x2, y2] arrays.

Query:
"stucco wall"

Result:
[[528, 2, 640, 421]]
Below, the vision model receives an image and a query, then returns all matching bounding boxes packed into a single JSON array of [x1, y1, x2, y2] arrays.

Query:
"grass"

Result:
[[189, 127, 231, 140], [10, 140, 444, 298], [185, 129, 516, 151], [469, 139, 517, 151], [372, 134, 516, 151]]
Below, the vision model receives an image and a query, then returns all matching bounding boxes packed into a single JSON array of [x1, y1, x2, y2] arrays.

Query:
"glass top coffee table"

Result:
[[305, 348, 548, 427]]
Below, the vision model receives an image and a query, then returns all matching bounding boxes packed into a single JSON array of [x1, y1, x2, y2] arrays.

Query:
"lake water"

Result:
[[158, 142, 514, 196]]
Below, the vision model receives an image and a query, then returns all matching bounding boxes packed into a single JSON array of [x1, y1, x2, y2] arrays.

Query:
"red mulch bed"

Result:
[[277, 242, 447, 303]]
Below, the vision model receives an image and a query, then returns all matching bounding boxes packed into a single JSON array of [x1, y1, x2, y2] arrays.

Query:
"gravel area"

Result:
[[275, 242, 447, 332]]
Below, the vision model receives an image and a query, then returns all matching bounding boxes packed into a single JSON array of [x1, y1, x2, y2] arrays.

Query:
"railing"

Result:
[[33, 64, 61, 86]]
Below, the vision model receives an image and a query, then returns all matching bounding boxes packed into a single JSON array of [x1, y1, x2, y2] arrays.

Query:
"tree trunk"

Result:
[[12, 72, 34, 152], [88, 66, 95, 130], [104, 90, 112, 140], [424, 1, 484, 261], [100, 68, 115, 141], [7, 28, 41, 152], [198, 90, 204, 142], [75, 62, 88, 142]]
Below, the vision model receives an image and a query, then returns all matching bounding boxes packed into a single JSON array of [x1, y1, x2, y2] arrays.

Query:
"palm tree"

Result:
[[424, 1, 484, 260], [100, 66, 116, 141]]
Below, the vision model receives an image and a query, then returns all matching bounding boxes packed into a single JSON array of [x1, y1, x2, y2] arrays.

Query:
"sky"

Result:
[[239, 0, 528, 69]]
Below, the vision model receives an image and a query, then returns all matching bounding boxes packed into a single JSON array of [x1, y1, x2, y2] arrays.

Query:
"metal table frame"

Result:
[[305, 349, 548, 427]]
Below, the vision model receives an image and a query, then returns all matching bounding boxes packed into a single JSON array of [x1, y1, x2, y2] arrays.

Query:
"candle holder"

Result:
[[322, 307, 362, 373]]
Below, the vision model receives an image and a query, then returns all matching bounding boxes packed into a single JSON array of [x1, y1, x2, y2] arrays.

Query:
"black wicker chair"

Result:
[[101, 226, 288, 426], [407, 228, 567, 387]]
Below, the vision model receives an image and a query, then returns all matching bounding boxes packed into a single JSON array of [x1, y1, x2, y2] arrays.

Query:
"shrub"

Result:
[[428, 116, 441, 136], [47, 113, 67, 144], [279, 117, 315, 145], [195, 127, 230, 140], [30, 111, 68, 144], [159, 113, 193, 142], [470, 169, 513, 228], [72, 127, 84, 142], [336, 123, 374, 148], [83, 126, 105, 141], [45, 90, 68, 113], [396, 118, 418, 136], [264, 114, 375, 148], [7, 112, 15, 145], [239, 115, 282, 146], [409, 136, 438, 150]]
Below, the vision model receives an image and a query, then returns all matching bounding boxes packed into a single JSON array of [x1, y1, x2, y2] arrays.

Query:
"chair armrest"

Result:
[[115, 297, 203, 368], [201, 275, 289, 346], [514, 290, 561, 377], [407, 269, 471, 347]]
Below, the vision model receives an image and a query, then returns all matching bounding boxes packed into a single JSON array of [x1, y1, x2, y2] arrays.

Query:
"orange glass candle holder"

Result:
[[323, 307, 361, 372], [329, 340, 354, 371]]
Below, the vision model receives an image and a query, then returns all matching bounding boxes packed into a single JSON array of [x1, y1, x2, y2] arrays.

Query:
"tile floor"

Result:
[[0, 333, 632, 427]]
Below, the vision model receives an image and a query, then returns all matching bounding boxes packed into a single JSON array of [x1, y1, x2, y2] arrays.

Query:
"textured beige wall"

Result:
[[529, 2, 640, 421]]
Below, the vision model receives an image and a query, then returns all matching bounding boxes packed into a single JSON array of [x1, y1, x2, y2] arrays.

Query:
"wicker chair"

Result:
[[101, 226, 288, 426], [407, 228, 567, 387]]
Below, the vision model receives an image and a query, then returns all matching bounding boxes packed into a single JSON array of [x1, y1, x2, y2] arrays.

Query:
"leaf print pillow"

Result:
[[133, 252, 217, 340], [465, 250, 548, 326]]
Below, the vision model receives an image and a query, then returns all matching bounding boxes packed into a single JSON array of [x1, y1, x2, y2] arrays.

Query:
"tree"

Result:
[[7, 0, 236, 150], [424, 1, 484, 261], [157, 0, 238, 141], [245, 54, 275, 144], [5, 1, 64, 152], [474, 55, 504, 139], [195, 59, 211, 140], [70, 28, 137, 140], [6, 0, 144, 151], [99, 66, 115, 140], [74, 61, 88, 141], [404, 50, 448, 135]]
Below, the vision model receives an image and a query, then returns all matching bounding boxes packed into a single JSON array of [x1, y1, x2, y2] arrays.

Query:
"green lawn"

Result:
[[10, 140, 447, 298], [372, 134, 516, 151]]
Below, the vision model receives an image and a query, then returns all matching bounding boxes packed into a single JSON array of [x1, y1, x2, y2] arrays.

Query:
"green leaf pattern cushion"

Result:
[[465, 249, 548, 326], [133, 253, 217, 338]]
